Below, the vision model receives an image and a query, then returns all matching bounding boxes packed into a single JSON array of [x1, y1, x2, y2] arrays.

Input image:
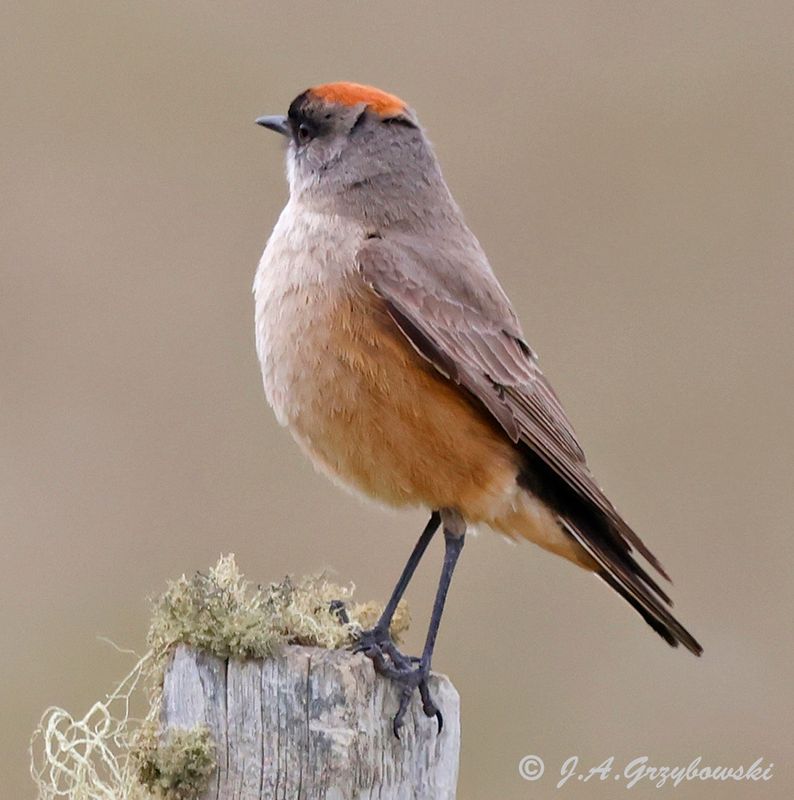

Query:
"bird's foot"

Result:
[[354, 627, 441, 738]]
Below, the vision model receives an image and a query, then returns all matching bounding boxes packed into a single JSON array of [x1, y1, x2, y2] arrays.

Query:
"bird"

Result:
[[253, 81, 702, 736]]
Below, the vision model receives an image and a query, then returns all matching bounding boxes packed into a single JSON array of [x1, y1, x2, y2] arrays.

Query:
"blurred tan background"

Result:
[[2, 1, 793, 797]]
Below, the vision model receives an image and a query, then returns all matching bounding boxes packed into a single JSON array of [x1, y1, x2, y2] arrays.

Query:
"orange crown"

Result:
[[309, 82, 407, 117]]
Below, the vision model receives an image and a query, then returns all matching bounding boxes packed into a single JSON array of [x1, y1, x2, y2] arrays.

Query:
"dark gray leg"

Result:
[[359, 509, 466, 737], [355, 511, 440, 651]]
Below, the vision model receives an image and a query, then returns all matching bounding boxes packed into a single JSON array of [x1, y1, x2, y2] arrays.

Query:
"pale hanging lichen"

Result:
[[30, 554, 409, 800]]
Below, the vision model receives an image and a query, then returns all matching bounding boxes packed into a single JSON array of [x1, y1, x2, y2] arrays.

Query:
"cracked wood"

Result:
[[161, 644, 460, 799]]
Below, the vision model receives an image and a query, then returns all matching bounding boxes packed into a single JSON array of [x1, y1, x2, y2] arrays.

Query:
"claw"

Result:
[[393, 686, 413, 738], [418, 679, 441, 729], [356, 626, 443, 738], [328, 599, 350, 625]]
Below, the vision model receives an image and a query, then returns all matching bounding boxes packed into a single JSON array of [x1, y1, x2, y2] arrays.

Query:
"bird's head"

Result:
[[256, 82, 431, 203]]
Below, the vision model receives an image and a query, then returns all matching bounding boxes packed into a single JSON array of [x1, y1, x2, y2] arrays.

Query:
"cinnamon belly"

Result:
[[284, 279, 521, 519]]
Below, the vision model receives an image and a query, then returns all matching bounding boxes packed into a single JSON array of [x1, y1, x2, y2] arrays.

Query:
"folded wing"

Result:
[[357, 234, 702, 655]]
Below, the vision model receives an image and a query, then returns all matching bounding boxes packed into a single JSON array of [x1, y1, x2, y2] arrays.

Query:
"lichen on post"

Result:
[[30, 555, 460, 800]]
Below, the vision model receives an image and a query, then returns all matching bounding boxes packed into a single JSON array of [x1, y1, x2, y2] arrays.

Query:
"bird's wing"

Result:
[[357, 234, 669, 580]]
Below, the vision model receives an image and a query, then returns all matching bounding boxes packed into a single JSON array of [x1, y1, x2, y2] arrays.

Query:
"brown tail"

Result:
[[560, 518, 703, 656]]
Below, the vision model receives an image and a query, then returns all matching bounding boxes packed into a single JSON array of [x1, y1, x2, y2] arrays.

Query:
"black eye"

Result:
[[297, 123, 314, 144]]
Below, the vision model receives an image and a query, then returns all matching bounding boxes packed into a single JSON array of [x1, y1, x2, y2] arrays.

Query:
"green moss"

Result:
[[147, 555, 281, 662], [147, 554, 409, 665], [133, 724, 215, 800]]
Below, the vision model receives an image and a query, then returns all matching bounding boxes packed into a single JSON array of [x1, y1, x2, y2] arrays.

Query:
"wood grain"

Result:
[[161, 644, 460, 799]]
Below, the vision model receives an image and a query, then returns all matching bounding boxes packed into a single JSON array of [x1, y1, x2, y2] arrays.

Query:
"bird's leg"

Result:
[[361, 509, 466, 738], [355, 511, 440, 657], [394, 516, 465, 735]]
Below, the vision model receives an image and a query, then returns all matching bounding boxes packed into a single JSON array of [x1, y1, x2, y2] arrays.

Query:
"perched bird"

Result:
[[254, 82, 701, 735]]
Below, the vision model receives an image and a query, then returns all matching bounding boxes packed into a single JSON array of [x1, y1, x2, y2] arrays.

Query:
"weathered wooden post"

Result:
[[161, 643, 460, 799]]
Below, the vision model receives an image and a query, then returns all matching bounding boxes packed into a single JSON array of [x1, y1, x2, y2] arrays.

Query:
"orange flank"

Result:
[[310, 82, 406, 117]]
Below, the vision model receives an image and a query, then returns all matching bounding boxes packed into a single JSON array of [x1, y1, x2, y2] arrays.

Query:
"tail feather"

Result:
[[560, 518, 703, 656]]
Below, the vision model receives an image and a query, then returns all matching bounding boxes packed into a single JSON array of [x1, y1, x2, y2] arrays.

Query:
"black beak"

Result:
[[255, 115, 290, 136]]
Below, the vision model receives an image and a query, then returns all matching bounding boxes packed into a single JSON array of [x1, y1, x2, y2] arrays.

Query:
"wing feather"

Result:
[[358, 236, 670, 580]]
